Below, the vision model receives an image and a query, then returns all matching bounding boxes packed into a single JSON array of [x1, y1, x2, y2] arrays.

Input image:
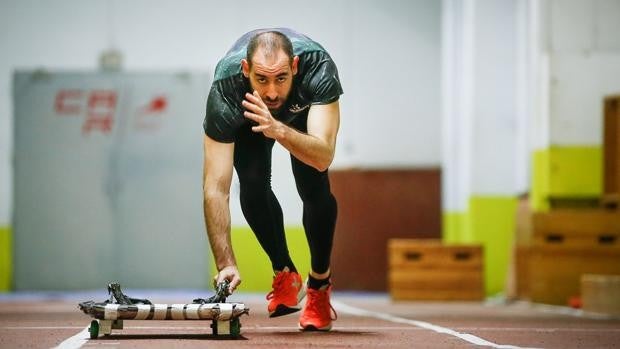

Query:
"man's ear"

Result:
[[292, 56, 299, 75], [241, 59, 250, 78]]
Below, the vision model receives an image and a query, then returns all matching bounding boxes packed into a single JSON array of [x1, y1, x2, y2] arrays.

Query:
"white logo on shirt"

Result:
[[289, 104, 310, 113]]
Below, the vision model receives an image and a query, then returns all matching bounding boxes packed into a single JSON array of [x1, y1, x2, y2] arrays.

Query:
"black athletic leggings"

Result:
[[233, 121, 337, 275]]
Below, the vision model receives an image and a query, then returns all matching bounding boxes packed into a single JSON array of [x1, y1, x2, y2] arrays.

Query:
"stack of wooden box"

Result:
[[527, 209, 620, 304], [515, 95, 620, 307], [388, 239, 484, 301]]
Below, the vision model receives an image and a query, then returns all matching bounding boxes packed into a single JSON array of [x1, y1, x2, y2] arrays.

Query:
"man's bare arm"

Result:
[[277, 101, 339, 171], [243, 91, 340, 171], [202, 134, 240, 290]]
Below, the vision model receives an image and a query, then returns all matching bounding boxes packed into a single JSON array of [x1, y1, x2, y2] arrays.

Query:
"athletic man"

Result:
[[202, 28, 342, 331]]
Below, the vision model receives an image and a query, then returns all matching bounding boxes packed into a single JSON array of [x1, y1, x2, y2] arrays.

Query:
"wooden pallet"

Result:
[[388, 239, 484, 301]]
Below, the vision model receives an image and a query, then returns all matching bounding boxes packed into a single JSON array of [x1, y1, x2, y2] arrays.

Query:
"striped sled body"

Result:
[[78, 283, 248, 339]]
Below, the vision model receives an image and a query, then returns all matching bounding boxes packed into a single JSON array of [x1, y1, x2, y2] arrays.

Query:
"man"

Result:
[[202, 28, 342, 331]]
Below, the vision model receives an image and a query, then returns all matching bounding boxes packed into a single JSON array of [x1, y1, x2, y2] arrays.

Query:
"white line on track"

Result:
[[40, 300, 615, 349], [332, 300, 542, 349], [453, 327, 620, 333], [52, 326, 90, 349]]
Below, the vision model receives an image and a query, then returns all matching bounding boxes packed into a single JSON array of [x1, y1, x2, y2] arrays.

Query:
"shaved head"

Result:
[[246, 31, 294, 66]]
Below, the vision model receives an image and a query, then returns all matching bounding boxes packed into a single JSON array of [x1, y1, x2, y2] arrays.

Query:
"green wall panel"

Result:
[[0, 226, 11, 291], [210, 226, 310, 292]]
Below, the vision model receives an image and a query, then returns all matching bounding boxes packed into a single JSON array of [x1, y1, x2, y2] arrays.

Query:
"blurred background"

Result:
[[0, 0, 619, 306]]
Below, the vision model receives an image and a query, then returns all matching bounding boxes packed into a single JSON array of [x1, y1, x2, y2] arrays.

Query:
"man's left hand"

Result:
[[242, 91, 285, 140]]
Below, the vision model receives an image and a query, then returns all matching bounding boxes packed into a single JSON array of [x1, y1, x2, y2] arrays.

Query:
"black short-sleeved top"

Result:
[[203, 28, 343, 143]]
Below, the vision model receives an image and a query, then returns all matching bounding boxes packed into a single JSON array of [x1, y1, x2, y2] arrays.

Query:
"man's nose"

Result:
[[265, 84, 278, 101]]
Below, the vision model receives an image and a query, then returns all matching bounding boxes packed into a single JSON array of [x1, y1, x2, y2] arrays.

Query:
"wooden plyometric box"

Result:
[[603, 95, 620, 209], [388, 239, 484, 301], [532, 209, 620, 247], [581, 274, 620, 316], [527, 242, 620, 305], [523, 209, 620, 304]]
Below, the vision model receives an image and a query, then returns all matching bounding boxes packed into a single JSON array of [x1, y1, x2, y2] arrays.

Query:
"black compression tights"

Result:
[[233, 125, 337, 275]]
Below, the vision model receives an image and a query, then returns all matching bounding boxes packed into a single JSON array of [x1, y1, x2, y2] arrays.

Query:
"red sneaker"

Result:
[[266, 268, 305, 317], [299, 284, 337, 331]]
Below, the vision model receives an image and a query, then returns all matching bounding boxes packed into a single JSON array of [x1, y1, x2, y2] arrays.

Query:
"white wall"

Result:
[[471, 0, 520, 195], [442, 0, 529, 212], [545, 0, 620, 145], [0, 0, 442, 225]]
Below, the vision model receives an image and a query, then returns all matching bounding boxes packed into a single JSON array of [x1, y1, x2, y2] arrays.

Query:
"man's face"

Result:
[[242, 49, 298, 114]]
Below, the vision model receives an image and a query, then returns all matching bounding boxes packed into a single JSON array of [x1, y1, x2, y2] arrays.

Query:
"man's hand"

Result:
[[242, 91, 285, 140], [242, 90, 340, 172], [214, 265, 241, 294]]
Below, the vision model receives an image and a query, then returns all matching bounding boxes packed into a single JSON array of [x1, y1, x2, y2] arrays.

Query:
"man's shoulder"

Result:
[[213, 54, 244, 82]]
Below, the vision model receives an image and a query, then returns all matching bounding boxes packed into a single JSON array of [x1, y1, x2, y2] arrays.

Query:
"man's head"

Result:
[[242, 31, 299, 114]]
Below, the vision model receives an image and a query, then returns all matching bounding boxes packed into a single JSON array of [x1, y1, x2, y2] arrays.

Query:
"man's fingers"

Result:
[[244, 111, 268, 124], [243, 110, 259, 121], [246, 91, 270, 110], [214, 273, 227, 285], [241, 99, 263, 114], [245, 91, 263, 104], [244, 93, 261, 107], [229, 276, 242, 293], [252, 125, 268, 133], [243, 93, 278, 137]]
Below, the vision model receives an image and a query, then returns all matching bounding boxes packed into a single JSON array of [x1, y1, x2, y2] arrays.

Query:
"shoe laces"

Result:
[[266, 270, 294, 301], [306, 288, 338, 321]]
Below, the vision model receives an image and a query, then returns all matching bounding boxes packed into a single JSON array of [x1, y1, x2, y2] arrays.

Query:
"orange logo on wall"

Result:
[[54, 90, 169, 134], [143, 96, 167, 113], [134, 95, 169, 131], [83, 90, 117, 134], [54, 89, 118, 135]]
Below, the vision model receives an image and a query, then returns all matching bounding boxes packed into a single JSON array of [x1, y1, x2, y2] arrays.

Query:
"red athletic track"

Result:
[[1, 292, 619, 348]]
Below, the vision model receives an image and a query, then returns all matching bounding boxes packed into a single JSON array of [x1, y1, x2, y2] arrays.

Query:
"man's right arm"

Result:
[[202, 134, 241, 291]]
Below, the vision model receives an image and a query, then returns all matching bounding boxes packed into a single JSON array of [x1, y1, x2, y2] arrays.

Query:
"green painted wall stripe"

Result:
[[531, 146, 602, 211], [443, 196, 517, 296], [209, 226, 310, 292], [548, 145, 601, 196], [0, 226, 11, 291], [531, 148, 550, 211], [468, 196, 517, 296]]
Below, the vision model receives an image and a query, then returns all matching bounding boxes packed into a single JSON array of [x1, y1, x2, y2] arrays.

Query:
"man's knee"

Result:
[[239, 177, 271, 201], [296, 178, 333, 203]]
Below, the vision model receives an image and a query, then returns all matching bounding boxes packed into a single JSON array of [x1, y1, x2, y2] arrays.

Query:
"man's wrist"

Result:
[[274, 121, 289, 142], [217, 262, 237, 271]]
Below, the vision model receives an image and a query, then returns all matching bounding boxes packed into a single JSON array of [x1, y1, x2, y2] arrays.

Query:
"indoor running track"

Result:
[[1, 291, 619, 349]]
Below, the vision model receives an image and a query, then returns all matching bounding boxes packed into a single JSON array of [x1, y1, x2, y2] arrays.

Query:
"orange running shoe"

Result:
[[266, 268, 305, 317], [299, 284, 337, 331]]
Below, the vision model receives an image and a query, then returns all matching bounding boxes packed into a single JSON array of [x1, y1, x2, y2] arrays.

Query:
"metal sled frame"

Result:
[[79, 282, 249, 339]]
